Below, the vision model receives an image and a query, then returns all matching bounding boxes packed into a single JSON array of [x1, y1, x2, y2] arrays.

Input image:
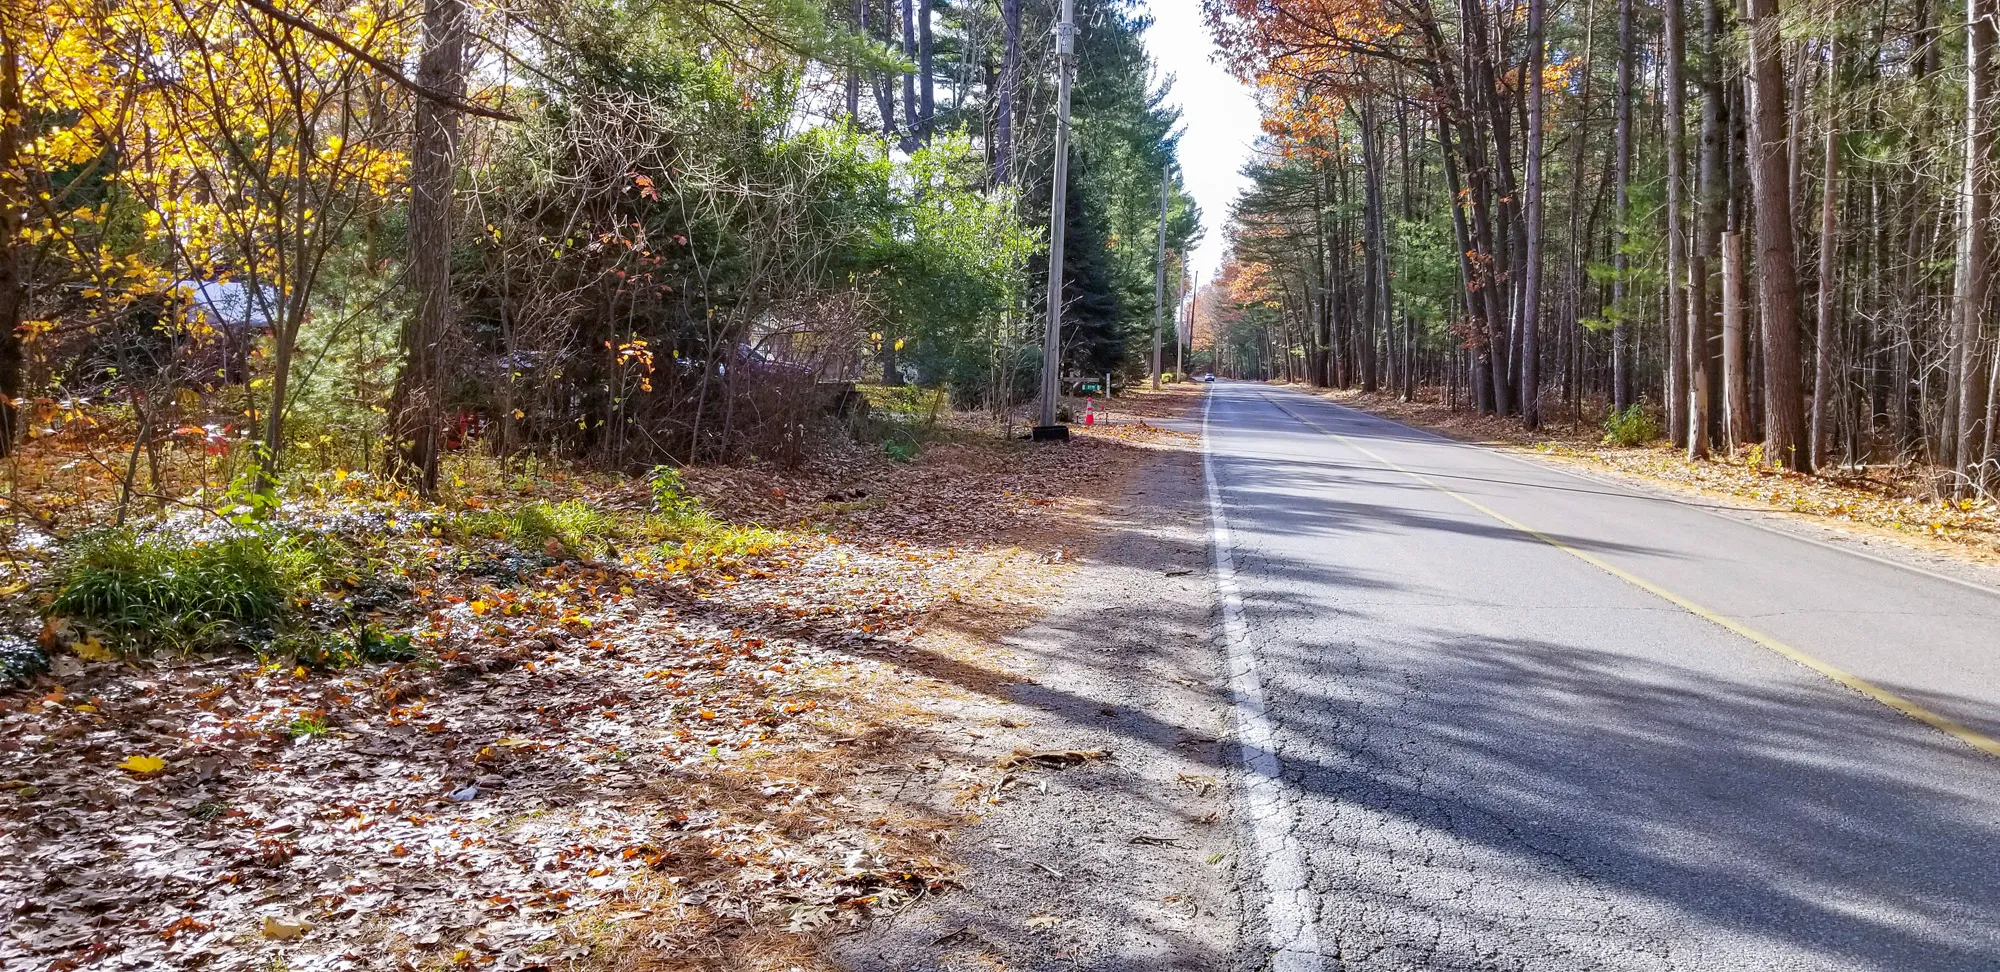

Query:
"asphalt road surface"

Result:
[[1202, 381, 2000, 972]]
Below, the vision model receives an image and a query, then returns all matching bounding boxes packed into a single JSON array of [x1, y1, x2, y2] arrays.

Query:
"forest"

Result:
[[1197, 0, 2000, 494], [2, 0, 1198, 500]]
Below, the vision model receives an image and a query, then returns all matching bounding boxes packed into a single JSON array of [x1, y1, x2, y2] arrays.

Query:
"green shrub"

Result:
[[1600, 405, 1661, 447], [51, 529, 320, 648], [647, 467, 704, 521]]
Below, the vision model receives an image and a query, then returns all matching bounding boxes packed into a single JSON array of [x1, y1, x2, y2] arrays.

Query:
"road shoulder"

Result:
[[824, 441, 1244, 971]]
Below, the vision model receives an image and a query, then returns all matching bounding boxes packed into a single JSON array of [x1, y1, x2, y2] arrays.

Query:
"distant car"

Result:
[[1202, 373, 1215, 383]]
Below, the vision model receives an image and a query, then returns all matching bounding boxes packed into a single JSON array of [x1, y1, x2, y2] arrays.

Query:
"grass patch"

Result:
[[453, 500, 620, 557], [50, 529, 322, 650], [643, 466, 784, 569], [450, 473, 786, 573], [284, 713, 330, 739]]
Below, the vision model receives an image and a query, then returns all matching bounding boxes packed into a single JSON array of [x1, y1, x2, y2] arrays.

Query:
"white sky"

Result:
[[1141, 1, 1263, 283]]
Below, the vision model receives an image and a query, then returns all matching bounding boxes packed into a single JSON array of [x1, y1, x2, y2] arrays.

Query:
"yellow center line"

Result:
[[1261, 392, 2000, 760]]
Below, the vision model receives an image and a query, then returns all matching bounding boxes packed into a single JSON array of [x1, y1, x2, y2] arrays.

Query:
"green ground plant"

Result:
[[1601, 405, 1662, 447], [643, 466, 783, 566], [452, 500, 620, 557], [50, 529, 324, 650]]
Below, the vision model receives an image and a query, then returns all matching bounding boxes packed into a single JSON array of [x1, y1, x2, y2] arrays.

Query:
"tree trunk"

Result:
[[388, 0, 469, 495], [846, 0, 863, 120], [1689, 0, 1727, 459], [1359, 99, 1387, 394], [994, 0, 1021, 184], [1521, 0, 1547, 428], [1722, 229, 1752, 446], [1565, 0, 1599, 412], [917, 0, 934, 141], [1810, 35, 1842, 470], [899, 0, 920, 151], [1954, 0, 1995, 494], [1664, 0, 1689, 446], [0, 20, 23, 458], [1611, 0, 1635, 411], [872, 0, 900, 142], [1743, 0, 1809, 470]]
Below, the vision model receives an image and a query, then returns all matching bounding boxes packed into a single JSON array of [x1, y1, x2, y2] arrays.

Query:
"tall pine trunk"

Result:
[[1611, 0, 1635, 411], [1743, 0, 1809, 470], [1722, 229, 1752, 445], [1360, 99, 1388, 394], [1664, 0, 1689, 447], [1810, 36, 1841, 470], [1522, 0, 1547, 428], [1954, 0, 1996, 494], [917, 0, 934, 141], [1960, 0, 1992, 494]]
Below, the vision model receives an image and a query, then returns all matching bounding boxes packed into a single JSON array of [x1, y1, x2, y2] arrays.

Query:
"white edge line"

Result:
[[1204, 387, 1326, 972], [1276, 387, 2000, 604]]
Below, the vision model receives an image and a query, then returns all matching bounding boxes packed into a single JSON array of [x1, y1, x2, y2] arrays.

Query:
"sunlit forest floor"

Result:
[[0, 385, 1203, 971], [1322, 386, 2000, 566]]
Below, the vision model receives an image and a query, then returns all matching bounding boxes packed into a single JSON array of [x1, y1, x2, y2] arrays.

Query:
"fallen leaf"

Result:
[[995, 749, 1109, 769], [118, 755, 166, 775], [261, 916, 311, 940]]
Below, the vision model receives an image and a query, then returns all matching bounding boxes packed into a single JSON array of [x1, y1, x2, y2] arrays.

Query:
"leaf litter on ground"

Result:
[[0, 386, 1207, 972], [1323, 388, 2000, 561]]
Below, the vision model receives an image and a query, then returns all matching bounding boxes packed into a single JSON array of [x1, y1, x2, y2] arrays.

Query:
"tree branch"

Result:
[[231, 0, 524, 122]]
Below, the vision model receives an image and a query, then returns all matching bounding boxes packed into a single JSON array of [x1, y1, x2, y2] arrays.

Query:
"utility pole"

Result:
[[1033, 0, 1076, 440], [1152, 163, 1169, 390], [1176, 268, 1193, 382]]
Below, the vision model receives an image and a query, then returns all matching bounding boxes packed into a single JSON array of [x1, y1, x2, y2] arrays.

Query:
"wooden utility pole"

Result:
[[1035, 0, 1075, 437], [1153, 163, 1168, 390]]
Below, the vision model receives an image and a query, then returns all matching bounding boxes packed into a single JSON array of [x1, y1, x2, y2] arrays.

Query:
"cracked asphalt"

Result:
[[1205, 381, 2000, 972]]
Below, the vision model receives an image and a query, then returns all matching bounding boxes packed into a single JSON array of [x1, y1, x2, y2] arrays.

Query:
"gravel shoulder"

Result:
[[824, 443, 1244, 971]]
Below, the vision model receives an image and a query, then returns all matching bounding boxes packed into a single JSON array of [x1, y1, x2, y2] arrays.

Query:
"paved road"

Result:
[[1202, 381, 2000, 972]]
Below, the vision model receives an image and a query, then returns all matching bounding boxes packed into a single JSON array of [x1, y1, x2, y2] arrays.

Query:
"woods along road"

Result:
[[1199, 381, 2000, 971]]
